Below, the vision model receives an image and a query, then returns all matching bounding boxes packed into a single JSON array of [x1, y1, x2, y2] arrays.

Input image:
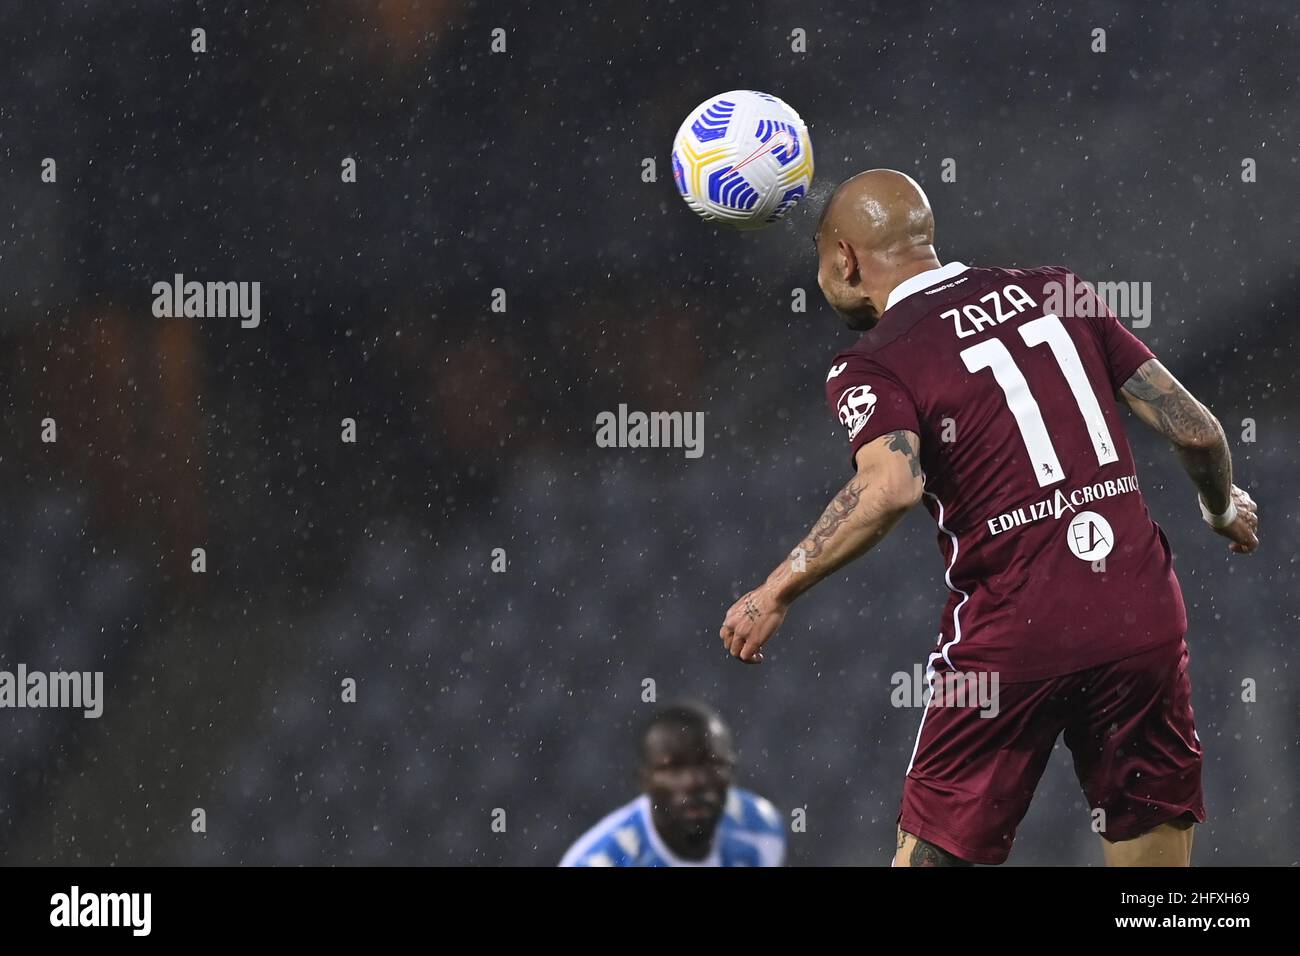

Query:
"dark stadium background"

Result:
[[0, 0, 1294, 865]]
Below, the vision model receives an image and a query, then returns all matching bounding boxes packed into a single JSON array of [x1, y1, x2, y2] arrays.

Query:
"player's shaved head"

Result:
[[818, 169, 934, 253], [814, 169, 942, 330]]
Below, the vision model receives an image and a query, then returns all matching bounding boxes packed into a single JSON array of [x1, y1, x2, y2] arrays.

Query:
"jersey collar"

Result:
[[884, 261, 970, 312]]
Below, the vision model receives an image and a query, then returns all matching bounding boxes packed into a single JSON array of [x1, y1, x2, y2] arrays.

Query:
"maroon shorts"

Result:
[[898, 638, 1205, 865]]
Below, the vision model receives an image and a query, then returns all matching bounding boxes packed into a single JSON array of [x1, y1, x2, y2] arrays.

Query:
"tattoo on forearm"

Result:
[[886, 430, 922, 479], [779, 433, 921, 598], [1121, 359, 1231, 508], [800, 476, 866, 560]]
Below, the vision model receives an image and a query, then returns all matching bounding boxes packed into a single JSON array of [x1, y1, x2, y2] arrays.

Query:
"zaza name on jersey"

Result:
[[945, 282, 1038, 339]]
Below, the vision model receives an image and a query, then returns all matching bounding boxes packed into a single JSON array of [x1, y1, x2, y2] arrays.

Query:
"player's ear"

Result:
[[836, 239, 859, 282]]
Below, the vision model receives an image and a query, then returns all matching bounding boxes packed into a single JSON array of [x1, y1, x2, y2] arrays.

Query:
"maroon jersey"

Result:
[[825, 263, 1186, 682]]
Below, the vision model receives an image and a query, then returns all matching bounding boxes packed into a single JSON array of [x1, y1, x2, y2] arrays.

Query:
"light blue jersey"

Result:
[[559, 787, 785, 867]]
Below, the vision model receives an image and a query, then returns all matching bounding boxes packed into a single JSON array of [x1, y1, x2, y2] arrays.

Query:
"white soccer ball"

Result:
[[671, 90, 814, 231]]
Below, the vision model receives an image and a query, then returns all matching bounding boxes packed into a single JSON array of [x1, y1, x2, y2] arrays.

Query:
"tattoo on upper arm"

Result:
[[1120, 362, 1164, 402], [1121, 360, 1220, 446], [885, 430, 922, 479]]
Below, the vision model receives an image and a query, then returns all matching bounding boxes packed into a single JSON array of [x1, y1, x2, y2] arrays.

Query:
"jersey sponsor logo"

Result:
[[1066, 510, 1113, 561], [836, 384, 877, 439], [986, 474, 1140, 536]]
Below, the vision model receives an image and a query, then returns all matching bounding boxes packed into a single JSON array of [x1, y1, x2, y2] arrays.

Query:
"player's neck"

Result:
[[879, 251, 944, 311]]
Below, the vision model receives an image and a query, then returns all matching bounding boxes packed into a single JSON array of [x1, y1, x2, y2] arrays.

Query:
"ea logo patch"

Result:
[[1066, 510, 1113, 561], [836, 384, 877, 440]]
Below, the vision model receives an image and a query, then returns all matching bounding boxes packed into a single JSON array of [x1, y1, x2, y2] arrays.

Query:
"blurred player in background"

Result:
[[559, 702, 785, 866], [718, 169, 1259, 866]]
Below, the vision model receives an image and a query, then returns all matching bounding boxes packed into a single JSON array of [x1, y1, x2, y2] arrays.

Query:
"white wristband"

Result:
[[1199, 495, 1237, 529]]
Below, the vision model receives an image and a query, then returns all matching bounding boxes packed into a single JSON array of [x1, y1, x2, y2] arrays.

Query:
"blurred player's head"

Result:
[[637, 702, 736, 855], [814, 169, 941, 331]]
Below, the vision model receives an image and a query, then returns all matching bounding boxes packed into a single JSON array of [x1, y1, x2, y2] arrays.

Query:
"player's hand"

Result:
[[719, 584, 789, 664], [1213, 484, 1259, 554]]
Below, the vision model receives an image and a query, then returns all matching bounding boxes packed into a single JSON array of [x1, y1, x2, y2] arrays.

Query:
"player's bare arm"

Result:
[[1119, 358, 1259, 554], [718, 429, 924, 664]]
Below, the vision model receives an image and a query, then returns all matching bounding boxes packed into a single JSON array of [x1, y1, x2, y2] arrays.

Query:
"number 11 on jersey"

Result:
[[960, 313, 1118, 487]]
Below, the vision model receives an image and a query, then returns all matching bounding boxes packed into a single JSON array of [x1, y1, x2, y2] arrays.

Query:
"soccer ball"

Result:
[[671, 90, 814, 230]]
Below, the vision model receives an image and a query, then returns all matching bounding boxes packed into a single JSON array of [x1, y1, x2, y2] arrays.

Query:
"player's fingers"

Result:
[[1230, 529, 1258, 553]]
